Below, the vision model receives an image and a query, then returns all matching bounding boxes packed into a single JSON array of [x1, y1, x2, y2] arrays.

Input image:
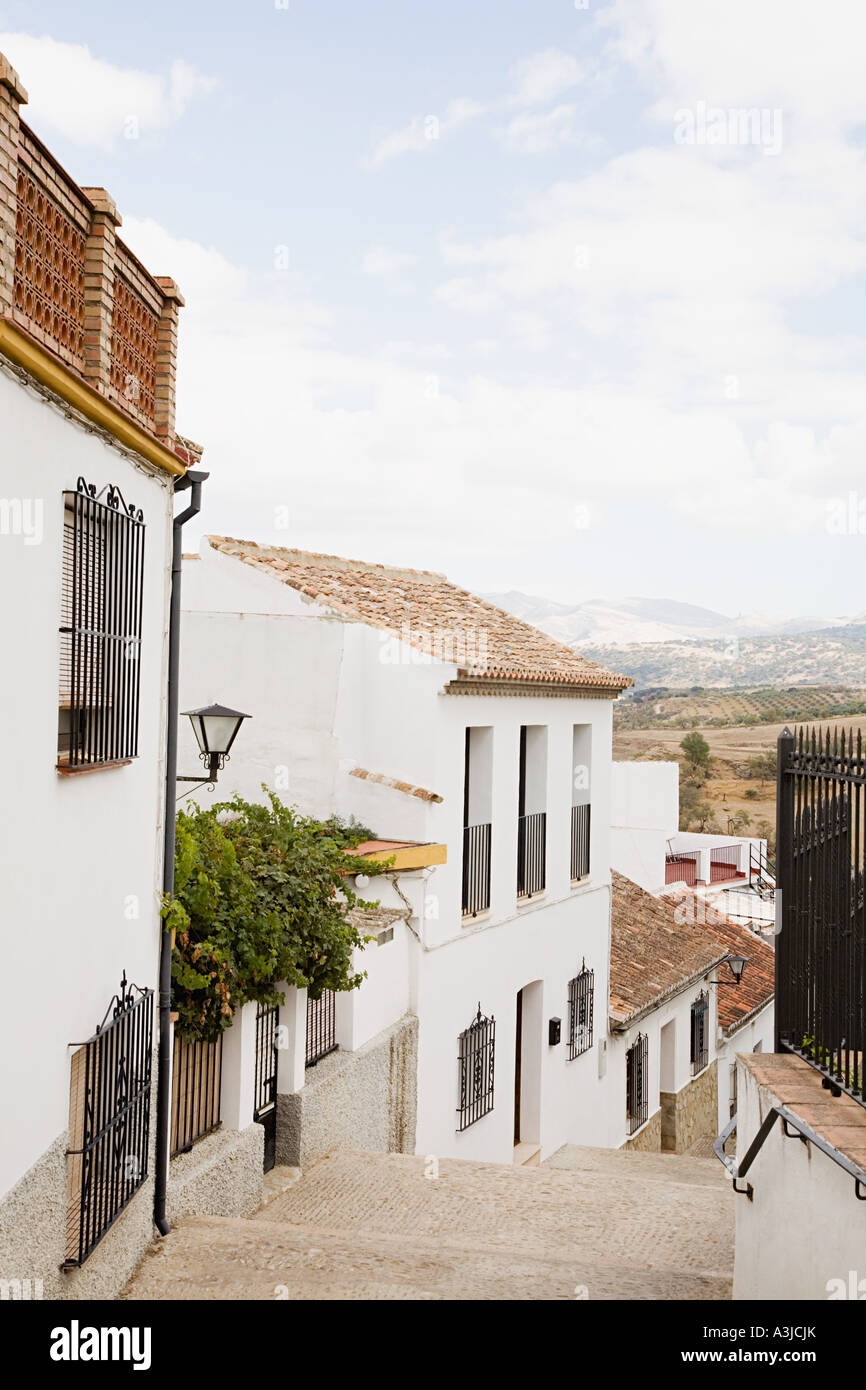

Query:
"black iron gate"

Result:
[[254, 1001, 280, 1171], [776, 725, 865, 1107], [65, 975, 153, 1267]]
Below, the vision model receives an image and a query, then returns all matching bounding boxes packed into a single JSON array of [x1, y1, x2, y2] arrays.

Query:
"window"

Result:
[[462, 727, 492, 917], [571, 725, 591, 880], [457, 1005, 495, 1130], [690, 991, 709, 1075], [64, 976, 153, 1267], [58, 477, 145, 769], [517, 725, 547, 898], [567, 963, 594, 1059], [626, 1032, 648, 1135]]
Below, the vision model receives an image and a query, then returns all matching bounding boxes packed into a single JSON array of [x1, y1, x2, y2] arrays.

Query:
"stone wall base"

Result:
[[661, 1061, 719, 1153], [167, 1123, 263, 1224], [0, 1129, 156, 1302], [277, 1014, 418, 1169], [622, 1109, 662, 1152]]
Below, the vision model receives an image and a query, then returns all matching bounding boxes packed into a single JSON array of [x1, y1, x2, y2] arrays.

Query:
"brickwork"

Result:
[[0, 57, 27, 319], [0, 47, 184, 448]]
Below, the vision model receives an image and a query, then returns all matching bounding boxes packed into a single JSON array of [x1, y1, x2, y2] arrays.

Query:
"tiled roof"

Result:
[[610, 872, 727, 1027], [345, 904, 410, 935], [348, 766, 443, 803], [205, 536, 631, 693], [686, 905, 775, 1036]]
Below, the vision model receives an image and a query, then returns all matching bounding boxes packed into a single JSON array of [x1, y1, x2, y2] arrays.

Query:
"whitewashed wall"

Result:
[[180, 543, 623, 1163], [715, 1003, 775, 1133], [607, 979, 718, 1149], [732, 1057, 864, 1299], [0, 369, 172, 1199], [610, 759, 679, 891]]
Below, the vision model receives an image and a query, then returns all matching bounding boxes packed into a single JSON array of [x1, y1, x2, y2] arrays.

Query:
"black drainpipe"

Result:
[[154, 467, 208, 1236]]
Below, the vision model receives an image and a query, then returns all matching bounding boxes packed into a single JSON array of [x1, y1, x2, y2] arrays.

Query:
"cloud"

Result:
[[364, 98, 484, 169], [362, 247, 419, 294], [435, 278, 501, 314], [500, 104, 583, 155], [0, 32, 215, 150], [112, 218, 861, 579], [601, 0, 866, 134], [510, 49, 583, 107]]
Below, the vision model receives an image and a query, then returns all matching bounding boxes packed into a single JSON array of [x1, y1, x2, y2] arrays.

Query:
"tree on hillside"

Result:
[[747, 749, 776, 787], [679, 780, 718, 833], [680, 731, 711, 779]]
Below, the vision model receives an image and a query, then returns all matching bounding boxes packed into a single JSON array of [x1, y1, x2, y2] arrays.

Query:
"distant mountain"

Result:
[[483, 592, 863, 689], [484, 591, 851, 652], [582, 624, 866, 690]]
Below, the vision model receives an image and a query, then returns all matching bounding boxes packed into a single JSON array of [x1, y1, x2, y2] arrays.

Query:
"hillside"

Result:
[[615, 686, 866, 730], [587, 625, 866, 689]]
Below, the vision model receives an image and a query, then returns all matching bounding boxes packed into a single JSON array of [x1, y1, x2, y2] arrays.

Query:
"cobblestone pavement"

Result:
[[124, 1146, 733, 1301]]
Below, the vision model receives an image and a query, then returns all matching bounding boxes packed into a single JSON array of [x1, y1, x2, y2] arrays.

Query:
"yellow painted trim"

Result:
[[356, 843, 447, 870], [0, 319, 186, 477]]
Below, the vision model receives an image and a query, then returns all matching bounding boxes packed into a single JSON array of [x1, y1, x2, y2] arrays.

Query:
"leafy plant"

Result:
[[163, 791, 386, 1041]]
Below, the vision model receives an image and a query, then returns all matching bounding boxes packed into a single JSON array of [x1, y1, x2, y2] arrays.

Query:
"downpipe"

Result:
[[153, 469, 208, 1236]]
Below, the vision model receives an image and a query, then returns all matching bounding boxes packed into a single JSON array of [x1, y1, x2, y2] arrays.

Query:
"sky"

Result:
[[3, 0, 866, 619]]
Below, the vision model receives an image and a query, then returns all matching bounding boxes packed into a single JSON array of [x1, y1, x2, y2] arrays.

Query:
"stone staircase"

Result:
[[123, 1145, 733, 1301]]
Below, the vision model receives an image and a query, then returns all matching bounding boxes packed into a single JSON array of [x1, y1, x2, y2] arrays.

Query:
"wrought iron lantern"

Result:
[[725, 953, 748, 985], [179, 703, 250, 785]]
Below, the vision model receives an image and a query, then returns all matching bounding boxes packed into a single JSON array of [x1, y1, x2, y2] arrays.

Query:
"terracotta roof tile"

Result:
[[348, 766, 443, 803], [206, 536, 631, 693], [345, 903, 410, 934], [671, 896, 775, 1035], [610, 872, 727, 1026]]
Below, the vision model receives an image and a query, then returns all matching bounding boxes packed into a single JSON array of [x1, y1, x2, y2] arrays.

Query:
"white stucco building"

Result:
[[179, 535, 642, 1165], [0, 50, 204, 1298]]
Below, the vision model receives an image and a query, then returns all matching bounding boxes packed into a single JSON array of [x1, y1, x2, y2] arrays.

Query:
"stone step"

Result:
[[544, 1143, 728, 1188], [123, 1213, 731, 1302], [123, 1145, 734, 1302], [250, 1150, 732, 1275]]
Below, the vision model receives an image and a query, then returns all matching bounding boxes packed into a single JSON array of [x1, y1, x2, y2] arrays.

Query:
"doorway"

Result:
[[514, 982, 543, 1161]]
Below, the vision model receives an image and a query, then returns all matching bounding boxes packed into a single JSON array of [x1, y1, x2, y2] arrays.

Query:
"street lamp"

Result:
[[707, 954, 749, 989], [725, 953, 748, 985], [178, 702, 251, 785]]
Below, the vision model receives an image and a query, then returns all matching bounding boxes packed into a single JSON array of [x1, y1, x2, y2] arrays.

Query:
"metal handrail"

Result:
[[714, 1106, 866, 1202]]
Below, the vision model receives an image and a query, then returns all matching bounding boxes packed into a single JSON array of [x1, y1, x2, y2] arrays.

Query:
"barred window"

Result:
[[690, 990, 709, 1075], [457, 1004, 495, 1131], [58, 477, 145, 769], [626, 1032, 648, 1135], [567, 962, 594, 1060]]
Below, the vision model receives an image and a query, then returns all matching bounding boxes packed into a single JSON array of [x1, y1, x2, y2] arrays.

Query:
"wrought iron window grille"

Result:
[[457, 1004, 496, 1130], [690, 990, 709, 1075], [58, 476, 145, 769], [567, 962, 595, 1060], [626, 1031, 648, 1136]]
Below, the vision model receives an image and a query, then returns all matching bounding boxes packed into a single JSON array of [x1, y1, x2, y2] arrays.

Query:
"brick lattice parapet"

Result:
[[0, 47, 184, 447]]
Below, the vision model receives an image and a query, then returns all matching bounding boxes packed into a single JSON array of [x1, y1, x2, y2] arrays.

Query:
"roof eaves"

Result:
[[609, 950, 730, 1032]]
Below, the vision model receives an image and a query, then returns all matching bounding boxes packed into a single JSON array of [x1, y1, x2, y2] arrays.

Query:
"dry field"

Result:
[[613, 715, 866, 836]]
